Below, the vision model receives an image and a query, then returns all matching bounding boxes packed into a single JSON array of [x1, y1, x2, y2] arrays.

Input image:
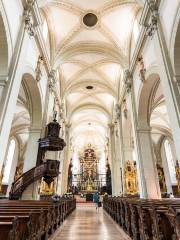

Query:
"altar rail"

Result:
[[103, 196, 180, 240], [0, 198, 76, 240]]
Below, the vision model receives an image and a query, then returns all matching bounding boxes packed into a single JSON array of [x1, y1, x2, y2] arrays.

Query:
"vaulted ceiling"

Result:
[[39, 0, 142, 152]]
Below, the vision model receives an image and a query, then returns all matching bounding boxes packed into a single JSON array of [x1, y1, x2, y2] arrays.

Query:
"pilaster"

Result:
[[153, 19, 180, 164], [40, 69, 57, 137], [61, 123, 71, 194], [108, 123, 115, 195], [115, 104, 125, 195], [0, 7, 34, 172], [124, 70, 161, 199], [23, 128, 41, 172]]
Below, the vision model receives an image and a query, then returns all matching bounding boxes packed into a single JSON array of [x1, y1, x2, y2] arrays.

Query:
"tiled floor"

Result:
[[50, 204, 131, 240]]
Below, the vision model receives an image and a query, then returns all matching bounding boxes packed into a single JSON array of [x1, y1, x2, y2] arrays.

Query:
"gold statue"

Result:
[[14, 163, 23, 181], [40, 178, 55, 195], [124, 160, 138, 194], [175, 160, 180, 193], [0, 170, 3, 193], [156, 164, 167, 193]]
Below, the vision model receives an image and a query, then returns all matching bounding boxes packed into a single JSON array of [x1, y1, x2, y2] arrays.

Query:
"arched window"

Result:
[[2, 139, 16, 184], [163, 139, 176, 184]]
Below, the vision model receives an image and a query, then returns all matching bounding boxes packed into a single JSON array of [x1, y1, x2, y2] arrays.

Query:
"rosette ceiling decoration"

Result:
[[38, 0, 142, 151]]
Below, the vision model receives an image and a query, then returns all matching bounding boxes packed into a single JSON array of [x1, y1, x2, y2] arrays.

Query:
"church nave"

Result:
[[51, 204, 131, 240], [1, 0, 180, 239]]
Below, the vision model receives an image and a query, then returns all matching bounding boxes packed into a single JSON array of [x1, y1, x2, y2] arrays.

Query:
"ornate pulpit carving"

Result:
[[40, 178, 55, 195]]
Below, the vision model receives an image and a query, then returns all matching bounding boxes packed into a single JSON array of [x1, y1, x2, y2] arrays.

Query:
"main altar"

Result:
[[67, 144, 112, 199], [68, 144, 104, 195], [79, 145, 99, 192]]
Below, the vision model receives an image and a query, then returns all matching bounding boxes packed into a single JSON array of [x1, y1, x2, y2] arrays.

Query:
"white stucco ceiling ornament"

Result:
[[39, 0, 142, 150]]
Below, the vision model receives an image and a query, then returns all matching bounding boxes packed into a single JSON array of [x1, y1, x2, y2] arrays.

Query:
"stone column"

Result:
[[0, 5, 36, 173], [109, 123, 122, 196], [0, 75, 8, 105], [108, 123, 115, 195], [61, 124, 71, 194], [0, 35, 30, 173], [56, 150, 64, 195], [23, 129, 41, 172], [161, 146, 173, 194], [40, 70, 56, 138], [22, 128, 41, 200], [125, 70, 161, 199], [116, 106, 126, 195], [114, 123, 123, 196], [153, 24, 180, 165]]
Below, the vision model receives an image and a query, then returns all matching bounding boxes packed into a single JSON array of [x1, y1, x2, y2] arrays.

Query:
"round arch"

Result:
[[137, 71, 160, 128], [0, 3, 12, 78], [22, 73, 43, 130], [169, 2, 180, 76], [173, 21, 180, 82]]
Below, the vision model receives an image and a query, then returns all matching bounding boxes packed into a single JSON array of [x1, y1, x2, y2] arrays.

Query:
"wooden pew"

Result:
[[103, 196, 180, 240], [0, 198, 76, 240]]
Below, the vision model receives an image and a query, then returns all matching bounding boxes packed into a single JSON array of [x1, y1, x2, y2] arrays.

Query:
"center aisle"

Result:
[[51, 203, 131, 240]]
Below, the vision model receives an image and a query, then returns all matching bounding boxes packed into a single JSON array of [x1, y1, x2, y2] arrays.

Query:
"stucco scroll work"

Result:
[[145, 1, 158, 38], [124, 70, 132, 94]]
